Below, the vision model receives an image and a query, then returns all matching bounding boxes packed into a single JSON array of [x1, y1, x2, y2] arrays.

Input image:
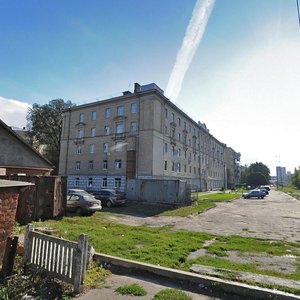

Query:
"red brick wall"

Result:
[[0, 189, 19, 259]]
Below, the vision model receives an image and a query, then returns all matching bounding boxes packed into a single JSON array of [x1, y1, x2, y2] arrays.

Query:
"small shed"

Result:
[[0, 179, 34, 259]]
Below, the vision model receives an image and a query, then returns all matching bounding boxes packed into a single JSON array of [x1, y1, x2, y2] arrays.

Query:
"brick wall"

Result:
[[0, 189, 19, 259]]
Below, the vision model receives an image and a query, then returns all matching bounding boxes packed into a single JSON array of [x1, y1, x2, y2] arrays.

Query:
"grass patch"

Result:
[[152, 288, 191, 300], [277, 186, 300, 200], [115, 283, 147, 296], [160, 193, 241, 217], [205, 235, 300, 257], [84, 261, 111, 289], [33, 215, 212, 269]]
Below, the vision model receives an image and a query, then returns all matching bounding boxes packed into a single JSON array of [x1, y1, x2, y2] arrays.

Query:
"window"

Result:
[[103, 143, 109, 153], [75, 177, 80, 186], [164, 161, 167, 170], [104, 126, 110, 135], [91, 111, 96, 121], [88, 160, 94, 169], [117, 105, 125, 116], [105, 108, 111, 118], [115, 141, 123, 152], [172, 162, 175, 171], [116, 122, 124, 134], [189, 139, 191, 146], [102, 178, 107, 187], [189, 125, 191, 133], [131, 103, 138, 113], [103, 160, 108, 169], [115, 159, 122, 169], [164, 126, 168, 135], [171, 112, 175, 122], [164, 143, 167, 153], [178, 117, 181, 127], [184, 165, 187, 173], [178, 163, 181, 172], [194, 167, 196, 174], [171, 127, 175, 139], [76, 161, 80, 170], [178, 133, 181, 142], [79, 113, 84, 123], [130, 121, 137, 132], [178, 148, 181, 157], [165, 108, 168, 118], [89, 143, 95, 154], [184, 121, 186, 130], [77, 128, 84, 138], [91, 127, 96, 137], [76, 146, 82, 154], [189, 166, 192, 173], [88, 177, 93, 187], [184, 150, 187, 159], [115, 178, 121, 188]]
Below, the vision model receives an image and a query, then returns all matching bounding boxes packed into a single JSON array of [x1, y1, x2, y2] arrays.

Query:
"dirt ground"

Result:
[[104, 190, 300, 242]]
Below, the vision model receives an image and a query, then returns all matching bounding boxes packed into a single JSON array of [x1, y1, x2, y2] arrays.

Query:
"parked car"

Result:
[[66, 191, 102, 215], [258, 188, 269, 195], [68, 188, 91, 195], [91, 189, 126, 207], [243, 190, 266, 199], [260, 185, 271, 191]]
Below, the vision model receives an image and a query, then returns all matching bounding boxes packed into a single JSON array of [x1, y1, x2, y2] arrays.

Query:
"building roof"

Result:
[[0, 179, 34, 188], [0, 119, 54, 170]]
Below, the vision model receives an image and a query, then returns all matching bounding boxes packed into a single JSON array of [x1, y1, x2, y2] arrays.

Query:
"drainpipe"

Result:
[[65, 108, 72, 175]]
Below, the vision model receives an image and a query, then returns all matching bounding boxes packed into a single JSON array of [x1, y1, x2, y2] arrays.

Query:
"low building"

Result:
[[59, 83, 234, 192], [0, 179, 33, 259], [0, 119, 54, 176]]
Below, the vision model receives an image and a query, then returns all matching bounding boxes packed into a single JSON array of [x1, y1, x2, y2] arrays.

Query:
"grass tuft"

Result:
[[115, 283, 147, 296], [152, 288, 191, 300]]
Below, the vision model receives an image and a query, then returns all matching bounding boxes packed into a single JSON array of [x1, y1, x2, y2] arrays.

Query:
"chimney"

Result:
[[134, 83, 141, 93]]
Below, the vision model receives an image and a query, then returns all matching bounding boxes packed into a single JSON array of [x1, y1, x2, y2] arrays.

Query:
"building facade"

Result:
[[276, 166, 292, 186], [59, 83, 229, 192], [225, 147, 241, 189]]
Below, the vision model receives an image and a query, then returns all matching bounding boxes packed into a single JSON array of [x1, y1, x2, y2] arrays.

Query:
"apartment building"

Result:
[[59, 83, 228, 192], [225, 147, 241, 189]]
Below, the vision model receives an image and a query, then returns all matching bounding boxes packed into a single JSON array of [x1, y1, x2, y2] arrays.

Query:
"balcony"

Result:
[[112, 132, 126, 141], [74, 137, 84, 145]]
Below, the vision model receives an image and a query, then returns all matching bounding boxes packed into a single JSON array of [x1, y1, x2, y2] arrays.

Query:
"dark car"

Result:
[[243, 190, 266, 199], [66, 192, 102, 215], [91, 189, 126, 208]]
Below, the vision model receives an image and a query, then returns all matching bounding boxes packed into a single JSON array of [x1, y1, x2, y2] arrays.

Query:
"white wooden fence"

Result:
[[23, 224, 88, 293]]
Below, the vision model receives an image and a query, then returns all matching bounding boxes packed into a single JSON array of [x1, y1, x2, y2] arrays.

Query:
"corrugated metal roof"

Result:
[[0, 179, 34, 188]]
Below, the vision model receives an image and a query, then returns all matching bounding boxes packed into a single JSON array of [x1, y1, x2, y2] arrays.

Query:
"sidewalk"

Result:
[[76, 273, 236, 300]]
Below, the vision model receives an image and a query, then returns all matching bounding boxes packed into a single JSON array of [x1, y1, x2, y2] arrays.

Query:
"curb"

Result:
[[94, 252, 300, 300]]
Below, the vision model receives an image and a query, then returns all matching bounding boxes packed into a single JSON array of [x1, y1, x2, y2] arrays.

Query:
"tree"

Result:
[[248, 162, 270, 182], [246, 172, 268, 187], [26, 99, 74, 174], [240, 162, 270, 187], [292, 167, 300, 189]]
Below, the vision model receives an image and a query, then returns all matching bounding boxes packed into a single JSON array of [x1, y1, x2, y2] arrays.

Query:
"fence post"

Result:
[[73, 234, 88, 294], [23, 223, 34, 263]]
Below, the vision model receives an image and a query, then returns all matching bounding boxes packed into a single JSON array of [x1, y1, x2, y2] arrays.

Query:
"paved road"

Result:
[[106, 190, 300, 242]]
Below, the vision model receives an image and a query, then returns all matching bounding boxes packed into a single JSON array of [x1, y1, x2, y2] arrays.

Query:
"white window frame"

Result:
[[91, 127, 96, 137], [104, 125, 110, 135], [117, 105, 125, 116], [105, 108, 111, 118], [91, 111, 96, 121], [89, 143, 95, 154], [116, 122, 124, 134], [131, 103, 138, 113]]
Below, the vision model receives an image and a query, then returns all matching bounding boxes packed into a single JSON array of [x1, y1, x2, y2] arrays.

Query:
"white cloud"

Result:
[[203, 39, 300, 174], [165, 0, 215, 101], [0, 96, 31, 128]]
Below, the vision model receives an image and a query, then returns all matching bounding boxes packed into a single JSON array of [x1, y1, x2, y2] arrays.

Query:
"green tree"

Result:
[[248, 162, 270, 182], [246, 172, 268, 187], [26, 99, 74, 174], [292, 167, 300, 189]]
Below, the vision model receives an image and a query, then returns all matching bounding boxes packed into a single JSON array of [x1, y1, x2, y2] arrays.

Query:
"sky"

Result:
[[0, 0, 299, 175]]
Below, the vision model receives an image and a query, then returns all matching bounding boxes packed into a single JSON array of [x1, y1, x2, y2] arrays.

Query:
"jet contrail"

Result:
[[165, 0, 215, 102]]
